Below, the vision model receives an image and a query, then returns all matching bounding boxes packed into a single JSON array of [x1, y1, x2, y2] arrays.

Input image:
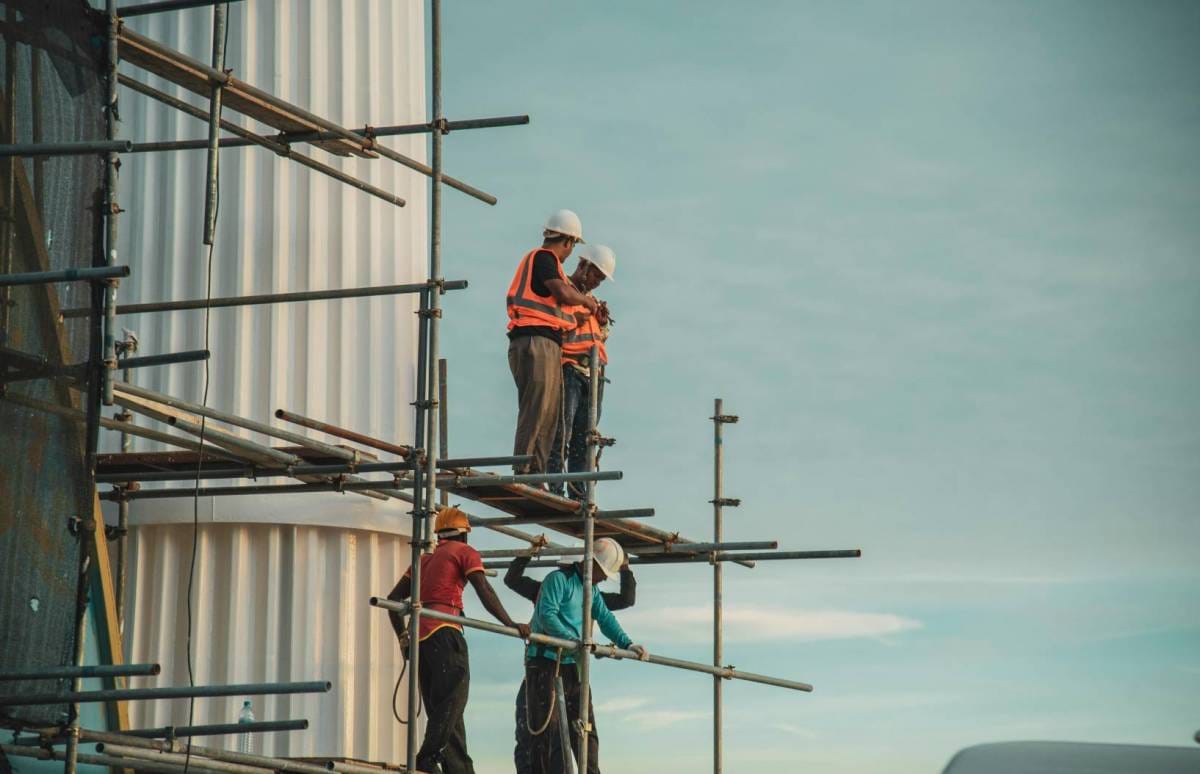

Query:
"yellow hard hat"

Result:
[[434, 506, 471, 536]]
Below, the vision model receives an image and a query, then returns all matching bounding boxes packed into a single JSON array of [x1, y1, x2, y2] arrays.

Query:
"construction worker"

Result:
[[547, 245, 616, 498], [505, 550, 636, 774], [507, 210, 600, 475], [523, 538, 648, 774], [386, 506, 532, 774]]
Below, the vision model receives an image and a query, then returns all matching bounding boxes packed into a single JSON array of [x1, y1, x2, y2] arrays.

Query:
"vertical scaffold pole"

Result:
[[712, 398, 725, 774], [405, 1, 444, 770], [101, 0, 121, 405], [577, 343, 600, 770], [201, 0, 227, 247], [711, 400, 738, 774], [438, 358, 448, 507]]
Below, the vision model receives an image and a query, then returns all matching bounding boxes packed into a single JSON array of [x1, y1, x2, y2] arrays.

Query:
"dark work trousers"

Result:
[[514, 679, 533, 774], [525, 657, 599, 774], [416, 627, 474, 774], [508, 335, 564, 474], [547, 366, 604, 498]]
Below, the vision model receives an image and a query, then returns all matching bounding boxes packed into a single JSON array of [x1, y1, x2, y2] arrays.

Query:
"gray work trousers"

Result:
[[508, 334, 564, 474]]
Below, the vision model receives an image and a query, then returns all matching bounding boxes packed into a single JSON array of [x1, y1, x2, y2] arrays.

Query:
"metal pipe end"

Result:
[[274, 409, 285, 418], [149, 663, 162, 676]]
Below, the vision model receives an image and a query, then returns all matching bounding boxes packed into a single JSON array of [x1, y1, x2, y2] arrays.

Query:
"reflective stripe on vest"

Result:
[[506, 248, 574, 331], [563, 313, 608, 365]]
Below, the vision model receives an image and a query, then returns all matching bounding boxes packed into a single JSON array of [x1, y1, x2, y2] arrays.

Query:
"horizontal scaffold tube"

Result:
[[88, 732, 332, 774], [60, 279, 467, 319], [369, 598, 813, 693], [0, 680, 330, 707], [0, 140, 133, 157], [475, 540, 777, 559], [95, 744, 268, 774], [0, 744, 238, 774], [484, 549, 862, 570], [0, 663, 160, 681], [466, 510, 655, 530], [116, 349, 209, 369], [0, 265, 129, 287], [121, 719, 309, 739], [98, 470, 623, 500]]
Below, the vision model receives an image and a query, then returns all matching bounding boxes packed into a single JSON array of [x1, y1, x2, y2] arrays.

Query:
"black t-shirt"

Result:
[[509, 250, 566, 344]]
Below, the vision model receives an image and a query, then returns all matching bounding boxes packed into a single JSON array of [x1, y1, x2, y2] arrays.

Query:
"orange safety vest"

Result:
[[563, 311, 608, 366], [506, 249, 575, 333]]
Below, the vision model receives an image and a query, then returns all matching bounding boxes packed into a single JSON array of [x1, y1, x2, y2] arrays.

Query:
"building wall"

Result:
[[112, 1, 427, 761]]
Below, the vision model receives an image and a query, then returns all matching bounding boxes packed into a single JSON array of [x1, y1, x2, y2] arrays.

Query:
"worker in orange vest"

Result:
[[547, 245, 616, 498], [506, 210, 599, 475]]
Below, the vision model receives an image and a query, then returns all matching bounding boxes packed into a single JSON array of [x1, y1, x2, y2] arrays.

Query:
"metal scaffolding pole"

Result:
[[118, 0, 242, 17], [102, 0, 121, 408], [711, 399, 739, 774], [404, 1, 444, 767], [577, 343, 601, 769], [372, 599, 814, 693], [485, 549, 863, 570], [0, 265, 130, 287], [59, 280, 466, 319], [0, 680, 331, 708], [0, 140, 133, 157], [0, 663, 159, 681], [119, 719, 309, 739]]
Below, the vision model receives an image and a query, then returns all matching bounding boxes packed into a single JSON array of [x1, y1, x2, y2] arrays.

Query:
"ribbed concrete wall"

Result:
[[111, 2, 428, 761]]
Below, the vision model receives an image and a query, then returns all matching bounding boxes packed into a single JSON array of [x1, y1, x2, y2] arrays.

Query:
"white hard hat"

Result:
[[593, 538, 625, 580], [577, 244, 616, 282], [543, 209, 584, 242]]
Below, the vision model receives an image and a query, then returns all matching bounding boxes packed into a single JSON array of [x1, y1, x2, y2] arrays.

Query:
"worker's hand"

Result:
[[515, 622, 532, 641], [595, 300, 611, 326], [583, 295, 600, 316], [629, 644, 649, 661]]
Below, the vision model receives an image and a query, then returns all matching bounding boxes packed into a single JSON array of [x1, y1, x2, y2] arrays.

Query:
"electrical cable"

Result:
[[183, 13, 229, 772]]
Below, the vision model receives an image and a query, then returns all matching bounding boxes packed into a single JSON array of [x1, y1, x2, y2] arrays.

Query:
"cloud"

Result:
[[772, 722, 817, 739], [623, 709, 709, 730], [595, 695, 651, 713], [617, 606, 921, 644]]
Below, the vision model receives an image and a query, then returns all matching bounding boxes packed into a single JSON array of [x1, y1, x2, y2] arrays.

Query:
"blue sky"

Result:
[[422, 2, 1199, 771]]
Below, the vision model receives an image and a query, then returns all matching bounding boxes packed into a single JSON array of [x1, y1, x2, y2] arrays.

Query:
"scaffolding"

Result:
[[0, 1, 862, 772]]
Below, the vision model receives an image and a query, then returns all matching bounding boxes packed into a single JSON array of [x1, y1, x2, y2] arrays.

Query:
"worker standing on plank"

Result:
[[507, 210, 600, 475], [506, 551, 636, 774], [547, 244, 616, 499], [386, 506, 531, 774], [524, 538, 648, 774]]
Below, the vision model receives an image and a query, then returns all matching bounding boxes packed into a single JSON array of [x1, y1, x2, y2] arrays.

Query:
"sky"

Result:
[[418, 2, 1200, 772]]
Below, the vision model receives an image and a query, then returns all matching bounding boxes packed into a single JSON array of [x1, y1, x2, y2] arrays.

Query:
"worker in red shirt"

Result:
[[387, 506, 531, 774]]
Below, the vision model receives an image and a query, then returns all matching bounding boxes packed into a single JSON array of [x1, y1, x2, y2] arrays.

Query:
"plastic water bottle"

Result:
[[237, 700, 255, 754]]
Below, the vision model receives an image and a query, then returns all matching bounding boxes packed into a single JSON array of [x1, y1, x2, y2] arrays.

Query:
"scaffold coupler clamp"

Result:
[[586, 430, 615, 448], [712, 413, 739, 424], [710, 497, 741, 508]]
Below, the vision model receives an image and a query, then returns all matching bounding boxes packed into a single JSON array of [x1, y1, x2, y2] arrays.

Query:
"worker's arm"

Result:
[[534, 571, 581, 641], [545, 277, 599, 315], [604, 563, 637, 612], [503, 555, 542, 604], [590, 589, 633, 650], [467, 571, 531, 640], [386, 574, 411, 642]]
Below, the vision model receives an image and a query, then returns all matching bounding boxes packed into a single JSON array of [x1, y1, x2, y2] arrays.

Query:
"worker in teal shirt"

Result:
[[523, 538, 648, 774]]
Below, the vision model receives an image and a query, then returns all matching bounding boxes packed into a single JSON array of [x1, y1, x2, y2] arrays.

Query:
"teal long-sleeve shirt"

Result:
[[527, 565, 633, 664]]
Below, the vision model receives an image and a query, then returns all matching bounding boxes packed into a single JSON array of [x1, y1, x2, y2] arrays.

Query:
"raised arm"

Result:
[[590, 589, 633, 650], [468, 572, 531, 640], [545, 278, 599, 314], [503, 555, 543, 604], [601, 563, 637, 612]]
